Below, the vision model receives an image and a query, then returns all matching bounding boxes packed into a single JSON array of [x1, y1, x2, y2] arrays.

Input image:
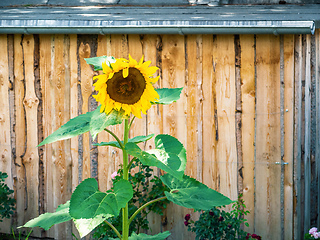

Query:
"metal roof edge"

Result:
[[0, 20, 315, 35]]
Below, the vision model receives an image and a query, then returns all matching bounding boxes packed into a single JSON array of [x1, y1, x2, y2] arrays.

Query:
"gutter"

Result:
[[0, 20, 315, 35]]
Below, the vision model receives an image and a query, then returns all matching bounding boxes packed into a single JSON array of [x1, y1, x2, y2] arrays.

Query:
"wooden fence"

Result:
[[0, 31, 319, 239]]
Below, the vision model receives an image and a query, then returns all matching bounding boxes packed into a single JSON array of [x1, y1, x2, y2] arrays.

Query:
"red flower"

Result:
[[184, 214, 191, 221], [209, 211, 214, 216], [184, 220, 189, 226], [218, 216, 224, 222]]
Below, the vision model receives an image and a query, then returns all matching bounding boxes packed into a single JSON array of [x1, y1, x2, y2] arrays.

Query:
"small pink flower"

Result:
[[313, 232, 320, 239], [111, 171, 118, 179], [310, 227, 318, 235]]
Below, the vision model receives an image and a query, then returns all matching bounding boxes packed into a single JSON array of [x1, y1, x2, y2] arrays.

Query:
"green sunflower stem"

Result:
[[122, 118, 130, 240]]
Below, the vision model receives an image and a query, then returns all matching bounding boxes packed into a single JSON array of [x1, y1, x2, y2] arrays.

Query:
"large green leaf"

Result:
[[125, 134, 186, 180], [161, 174, 234, 211], [153, 88, 183, 105], [38, 106, 124, 147], [85, 56, 115, 71], [69, 178, 133, 219], [19, 201, 71, 230], [110, 231, 171, 240], [94, 134, 154, 149], [73, 214, 107, 238]]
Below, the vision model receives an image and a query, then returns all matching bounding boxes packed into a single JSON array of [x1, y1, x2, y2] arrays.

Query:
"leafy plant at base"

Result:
[[184, 194, 262, 240], [93, 160, 170, 239], [19, 55, 233, 240], [0, 172, 15, 222]]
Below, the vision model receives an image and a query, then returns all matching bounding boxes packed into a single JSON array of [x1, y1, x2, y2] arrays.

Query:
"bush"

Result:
[[184, 195, 261, 240], [0, 172, 15, 222]]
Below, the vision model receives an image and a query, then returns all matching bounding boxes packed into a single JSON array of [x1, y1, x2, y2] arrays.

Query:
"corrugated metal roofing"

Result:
[[0, 3, 319, 34]]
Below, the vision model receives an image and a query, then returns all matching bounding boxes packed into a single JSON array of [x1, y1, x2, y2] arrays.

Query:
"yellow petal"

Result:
[[123, 67, 129, 78]]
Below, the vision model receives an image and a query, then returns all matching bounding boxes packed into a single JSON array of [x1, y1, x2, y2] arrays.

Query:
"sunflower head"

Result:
[[93, 55, 159, 118]]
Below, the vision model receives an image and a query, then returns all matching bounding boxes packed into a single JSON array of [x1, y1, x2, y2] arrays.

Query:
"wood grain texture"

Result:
[[255, 34, 281, 239], [212, 35, 238, 204], [283, 34, 295, 240], [0, 34, 13, 233], [161, 34, 187, 240], [240, 34, 255, 233]]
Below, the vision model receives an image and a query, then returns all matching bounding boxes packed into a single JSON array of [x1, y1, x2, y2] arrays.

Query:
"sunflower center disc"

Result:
[[107, 68, 146, 105]]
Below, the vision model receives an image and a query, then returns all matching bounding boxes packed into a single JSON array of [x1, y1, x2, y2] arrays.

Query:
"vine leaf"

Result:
[[161, 174, 234, 211], [153, 88, 183, 105]]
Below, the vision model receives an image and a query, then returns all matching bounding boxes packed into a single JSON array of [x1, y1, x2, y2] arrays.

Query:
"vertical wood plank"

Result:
[[79, 40, 94, 180], [161, 34, 187, 240], [22, 34, 40, 236], [283, 34, 295, 240], [70, 34, 79, 192], [0, 34, 13, 233], [202, 35, 217, 191], [304, 34, 312, 234], [316, 29, 320, 228], [39, 34, 54, 238], [240, 34, 255, 233], [51, 34, 71, 239], [255, 34, 281, 239], [212, 35, 238, 203], [293, 34, 303, 240], [143, 34, 163, 234], [185, 35, 203, 181], [13, 34, 26, 230], [96, 34, 114, 192]]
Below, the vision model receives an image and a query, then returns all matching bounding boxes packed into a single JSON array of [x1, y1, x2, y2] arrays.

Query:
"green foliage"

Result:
[[85, 56, 116, 71], [0, 172, 15, 222], [184, 195, 261, 240], [93, 160, 170, 239], [125, 134, 187, 180], [161, 174, 233, 211], [110, 231, 171, 240], [70, 178, 133, 219], [153, 88, 183, 105], [95, 134, 155, 149], [38, 106, 124, 146]]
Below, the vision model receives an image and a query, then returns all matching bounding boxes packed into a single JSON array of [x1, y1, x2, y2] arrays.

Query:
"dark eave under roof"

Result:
[[0, 3, 319, 34]]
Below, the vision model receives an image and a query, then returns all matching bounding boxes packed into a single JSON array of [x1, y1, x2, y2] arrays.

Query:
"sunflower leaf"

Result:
[[85, 56, 116, 71], [73, 214, 108, 238], [125, 134, 186, 180], [160, 174, 234, 211], [154, 88, 183, 105], [19, 201, 71, 230], [69, 178, 133, 220], [110, 231, 171, 240], [38, 106, 124, 147], [94, 134, 155, 149]]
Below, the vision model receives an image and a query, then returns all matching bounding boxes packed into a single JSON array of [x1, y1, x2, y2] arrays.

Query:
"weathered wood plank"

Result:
[[304, 34, 312, 234], [79, 40, 93, 180], [161, 34, 187, 240], [202, 35, 217, 191], [185, 35, 203, 181], [316, 29, 320, 228], [21, 34, 40, 236], [293, 34, 303, 240], [13, 34, 26, 230], [255, 34, 281, 239], [0, 34, 13, 233], [212, 35, 238, 204], [283, 34, 295, 240], [240, 34, 255, 233], [51, 34, 71, 239], [39, 34, 54, 238], [143, 34, 163, 234], [70, 34, 79, 192], [96, 34, 114, 192]]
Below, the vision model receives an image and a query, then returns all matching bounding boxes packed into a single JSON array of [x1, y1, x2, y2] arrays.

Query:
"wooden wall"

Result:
[[0, 31, 319, 239]]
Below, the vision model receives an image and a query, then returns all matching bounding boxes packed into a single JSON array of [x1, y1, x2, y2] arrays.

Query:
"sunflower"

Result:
[[93, 55, 159, 118]]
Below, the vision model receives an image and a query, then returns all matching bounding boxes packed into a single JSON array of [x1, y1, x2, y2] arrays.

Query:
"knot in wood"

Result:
[[0, 114, 5, 123], [23, 97, 39, 108], [0, 75, 4, 86]]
